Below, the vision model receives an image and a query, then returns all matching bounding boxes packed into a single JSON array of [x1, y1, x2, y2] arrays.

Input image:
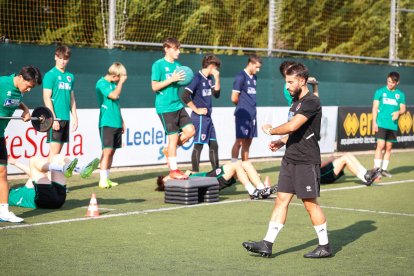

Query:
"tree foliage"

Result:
[[0, 0, 412, 60]]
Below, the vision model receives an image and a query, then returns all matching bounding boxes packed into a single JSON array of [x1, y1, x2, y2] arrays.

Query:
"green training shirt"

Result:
[[283, 83, 293, 106], [43, 67, 75, 120], [151, 58, 183, 114], [0, 74, 23, 138], [96, 77, 122, 128], [374, 86, 406, 131]]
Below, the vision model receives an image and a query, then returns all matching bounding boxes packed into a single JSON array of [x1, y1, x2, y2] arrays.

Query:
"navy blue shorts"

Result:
[[235, 115, 257, 139], [191, 114, 217, 144]]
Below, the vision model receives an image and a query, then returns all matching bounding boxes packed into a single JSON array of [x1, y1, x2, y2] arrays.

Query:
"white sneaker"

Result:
[[0, 211, 24, 223]]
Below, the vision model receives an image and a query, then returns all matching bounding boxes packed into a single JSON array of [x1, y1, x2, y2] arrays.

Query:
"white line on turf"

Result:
[[1, 179, 413, 230]]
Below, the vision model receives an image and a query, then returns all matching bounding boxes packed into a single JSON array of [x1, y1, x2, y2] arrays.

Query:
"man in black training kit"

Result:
[[242, 63, 332, 258]]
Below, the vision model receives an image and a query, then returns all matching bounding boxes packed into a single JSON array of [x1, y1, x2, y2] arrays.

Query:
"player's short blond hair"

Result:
[[108, 62, 127, 77]]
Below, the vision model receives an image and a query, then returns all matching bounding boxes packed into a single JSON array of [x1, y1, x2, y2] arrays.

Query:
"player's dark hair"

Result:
[[248, 54, 262, 65], [55, 45, 71, 59], [388, 71, 400, 82], [285, 63, 309, 82], [155, 175, 166, 191], [19, 66, 42, 85], [202, 54, 221, 69], [163, 37, 180, 50], [279, 61, 296, 78]]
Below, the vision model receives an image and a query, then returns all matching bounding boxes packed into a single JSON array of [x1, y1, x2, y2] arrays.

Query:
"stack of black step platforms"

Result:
[[165, 177, 219, 205]]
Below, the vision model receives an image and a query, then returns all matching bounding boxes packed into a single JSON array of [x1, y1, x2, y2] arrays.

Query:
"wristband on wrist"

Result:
[[265, 127, 272, 135]]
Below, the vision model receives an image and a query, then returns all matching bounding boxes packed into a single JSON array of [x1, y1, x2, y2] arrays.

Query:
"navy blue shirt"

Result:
[[185, 71, 215, 116], [233, 70, 257, 118]]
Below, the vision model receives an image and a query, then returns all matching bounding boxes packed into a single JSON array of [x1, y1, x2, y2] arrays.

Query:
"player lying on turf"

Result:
[[320, 153, 381, 186], [3, 155, 99, 210], [155, 160, 276, 199]]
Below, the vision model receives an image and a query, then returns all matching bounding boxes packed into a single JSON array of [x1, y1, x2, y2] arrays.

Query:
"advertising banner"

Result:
[[5, 106, 337, 174], [337, 106, 414, 151]]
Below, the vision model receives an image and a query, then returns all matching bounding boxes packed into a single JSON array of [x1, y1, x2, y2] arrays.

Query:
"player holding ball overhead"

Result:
[[151, 37, 195, 180]]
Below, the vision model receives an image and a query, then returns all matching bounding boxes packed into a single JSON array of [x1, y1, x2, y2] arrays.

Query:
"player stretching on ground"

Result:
[[182, 54, 221, 172], [231, 54, 262, 161], [243, 63, 331, 258], [6, 155, 99, 209], [155, 160, 275, 200], [0, 66, 42, 223], [372, 71, 406, 178], [96, 62, 127, 189], [151, 37, 195, 180], [43, 45, 78, 160]]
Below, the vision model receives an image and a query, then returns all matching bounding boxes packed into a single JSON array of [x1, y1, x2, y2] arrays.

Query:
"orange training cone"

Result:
[[86, 193, 100, 217], [264, 176, 271, 187]]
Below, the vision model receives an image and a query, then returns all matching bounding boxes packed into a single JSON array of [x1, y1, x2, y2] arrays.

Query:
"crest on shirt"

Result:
[[395, 94, 400, 100], [215, 168, 222, 175], [296, 103, 302, 111], [67, 76, 72, 82], [201, 134, 206, 140]]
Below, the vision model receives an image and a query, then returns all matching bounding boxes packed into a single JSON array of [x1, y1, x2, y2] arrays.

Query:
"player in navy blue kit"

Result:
[[231, 54, 262, 161], [182, 55, 221, 172], [242, 63, 332, 258]]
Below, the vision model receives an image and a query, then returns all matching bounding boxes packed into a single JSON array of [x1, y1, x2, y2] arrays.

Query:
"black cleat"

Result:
[[304, 244, 332, 258], [270, 185, 278, 194], [364, 168, 381, 186], [242, 240, 272, 257], [261, 187, 271, 199], [250, 189, 261, 200], [381, 169, 392, 178]]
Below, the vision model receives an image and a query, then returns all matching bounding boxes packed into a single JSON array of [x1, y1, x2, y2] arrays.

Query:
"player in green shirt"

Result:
[[151, 38, 195, 180], [43, 45, 79, 160], [372, 71, 406, 177], [96, 62, 127, 189], [0, 66, 42, 223], [7, 155, 99, 209]]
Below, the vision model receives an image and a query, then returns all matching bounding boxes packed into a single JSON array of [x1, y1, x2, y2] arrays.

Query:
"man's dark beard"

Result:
[[290, 87, 302, 100]]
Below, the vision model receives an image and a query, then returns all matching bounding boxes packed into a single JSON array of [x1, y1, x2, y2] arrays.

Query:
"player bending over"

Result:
[[155, 160, 276, 200], [4, 156, 99, 211]]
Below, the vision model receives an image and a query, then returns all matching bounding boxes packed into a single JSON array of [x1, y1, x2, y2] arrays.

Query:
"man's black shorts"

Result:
[[47, 120, 70, 143], [158, 108, 193, 135], [34, 181, 66, 209], [0, 137, 7, 165], [100, 126, 122, 149], [277, 159, 321, 199], [376, 127, 397, 143], [320, 162, 345, 184]]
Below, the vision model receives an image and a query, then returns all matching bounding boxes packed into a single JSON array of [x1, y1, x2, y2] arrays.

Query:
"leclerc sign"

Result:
[[337, 106, 414, 151]]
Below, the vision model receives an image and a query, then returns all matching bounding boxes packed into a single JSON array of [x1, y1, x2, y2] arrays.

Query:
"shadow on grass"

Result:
[[20, 197, 145, 218], [270, 220, 377, 258], [390, 166, 414, 174]]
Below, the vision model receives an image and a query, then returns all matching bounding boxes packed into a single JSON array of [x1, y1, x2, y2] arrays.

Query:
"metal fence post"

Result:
[[108, 0, 116, 49], [389, 0, 397, 64], [268, 0, 275, 56]]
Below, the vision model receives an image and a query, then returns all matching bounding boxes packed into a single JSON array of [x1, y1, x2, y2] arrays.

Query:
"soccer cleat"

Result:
[[249, 189, 261, 200], [242, 240, 272, 257], [63, 158, 78, 178], [80, 158, 100, 178], [303, 244, 332, 258], [381, 169, 392, 178], [260, 187, 271, 199], [270, 185, 278, 194], [364, 168, 382, 186], [0, 211, 24, 223], [107, 179, 119, 187], [169, 169, 188, 180]]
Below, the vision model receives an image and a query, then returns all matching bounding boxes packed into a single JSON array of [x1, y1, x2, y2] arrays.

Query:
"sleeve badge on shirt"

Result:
[[296, 103, 302, 111]]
